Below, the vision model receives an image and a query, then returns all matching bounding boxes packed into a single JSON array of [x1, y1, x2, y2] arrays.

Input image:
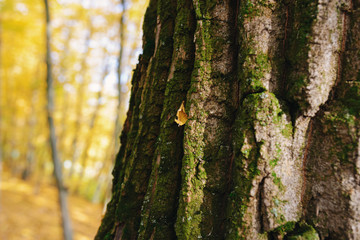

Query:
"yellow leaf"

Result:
[[175, 101, 188, 126]]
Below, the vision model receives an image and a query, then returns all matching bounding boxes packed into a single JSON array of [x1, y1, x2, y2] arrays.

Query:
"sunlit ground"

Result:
[[0, 171, 103, 240]]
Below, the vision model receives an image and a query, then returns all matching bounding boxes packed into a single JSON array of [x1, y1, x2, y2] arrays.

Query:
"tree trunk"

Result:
[[44, 1, 73, 240], [96, 0, 360, 239]]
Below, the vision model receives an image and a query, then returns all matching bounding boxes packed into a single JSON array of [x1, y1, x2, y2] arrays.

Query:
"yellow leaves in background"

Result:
[[175, 101, 188, 126]]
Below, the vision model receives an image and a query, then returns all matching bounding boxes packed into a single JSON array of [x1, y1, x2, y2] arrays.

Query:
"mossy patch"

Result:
[[239, 0, 275, 19], [322, 103, 358, 165], [239, 49, 270, 96], [341, 85, 360, 117], [273, 221, 296, 236], [285, 0, 318, 108], [285, 222, 320, 240], [227, 92, 294, 238]]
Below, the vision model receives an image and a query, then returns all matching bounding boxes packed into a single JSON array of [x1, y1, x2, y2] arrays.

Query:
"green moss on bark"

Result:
[[285, 222, 320, 240], [341, 85, 360, 117], [239, 51, 270, 96], [321, 104, 358, 165], [137, 0, 196, 238], [227, 90, 297, 238], [96, 0, 177, 238], [285, 0, 318, 108], [175, 0, 237, 238]]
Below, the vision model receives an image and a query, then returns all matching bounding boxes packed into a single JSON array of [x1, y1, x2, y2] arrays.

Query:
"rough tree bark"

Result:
[[96, 0, 360, 239]]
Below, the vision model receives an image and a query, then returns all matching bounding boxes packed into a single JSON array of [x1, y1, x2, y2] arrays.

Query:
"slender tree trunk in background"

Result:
[[97, 0, 360, 239], [44, 1, 73, 240], [114, 0, 126, 158]]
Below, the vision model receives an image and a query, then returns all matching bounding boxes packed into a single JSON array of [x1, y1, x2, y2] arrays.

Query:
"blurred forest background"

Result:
[[0, 0, 147, 239]]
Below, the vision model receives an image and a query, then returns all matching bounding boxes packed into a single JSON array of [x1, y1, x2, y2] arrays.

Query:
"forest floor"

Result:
[[0, 173, 103, 240]]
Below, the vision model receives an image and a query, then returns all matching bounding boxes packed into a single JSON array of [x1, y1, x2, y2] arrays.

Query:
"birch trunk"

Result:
[[44, 1, 73, 239]]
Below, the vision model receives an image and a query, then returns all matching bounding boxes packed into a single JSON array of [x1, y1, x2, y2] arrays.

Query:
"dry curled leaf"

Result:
[[175, 101, 188, 126]]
